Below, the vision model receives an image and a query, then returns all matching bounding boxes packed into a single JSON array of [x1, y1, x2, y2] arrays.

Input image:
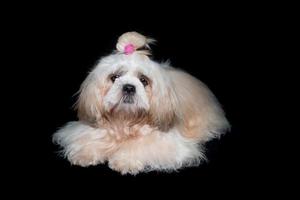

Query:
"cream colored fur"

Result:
[[53, 32, 230, 174]]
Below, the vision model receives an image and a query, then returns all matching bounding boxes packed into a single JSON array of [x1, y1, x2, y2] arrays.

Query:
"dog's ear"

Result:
[[75, 73, 103, 125], [166, 68, 230, 141], [149, 68, 178, 131]]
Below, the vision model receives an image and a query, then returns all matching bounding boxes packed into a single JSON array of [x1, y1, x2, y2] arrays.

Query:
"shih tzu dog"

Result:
[[53, 32, 230, 174]]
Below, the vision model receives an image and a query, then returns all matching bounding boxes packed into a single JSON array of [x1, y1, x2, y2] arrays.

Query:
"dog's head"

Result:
[[76, 32, 178, 130]]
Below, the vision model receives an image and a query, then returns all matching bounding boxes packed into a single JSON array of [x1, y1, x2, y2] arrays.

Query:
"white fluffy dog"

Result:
[[53, 32, 230, 174]]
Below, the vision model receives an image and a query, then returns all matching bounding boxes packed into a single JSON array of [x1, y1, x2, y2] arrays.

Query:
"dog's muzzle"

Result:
[[122, 84, 135, 104]]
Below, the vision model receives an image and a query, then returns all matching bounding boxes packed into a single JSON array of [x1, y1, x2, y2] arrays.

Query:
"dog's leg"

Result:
[[53, 121, 110, 167], [108, 127, 204, 174]]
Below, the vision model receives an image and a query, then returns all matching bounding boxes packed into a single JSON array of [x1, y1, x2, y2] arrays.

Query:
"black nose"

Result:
[[122, 84, 136, 95]]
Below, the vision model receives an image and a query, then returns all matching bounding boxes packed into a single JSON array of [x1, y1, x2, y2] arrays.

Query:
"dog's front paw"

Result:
[[68, 148, 105, 167], [108, 158, 145, 175]]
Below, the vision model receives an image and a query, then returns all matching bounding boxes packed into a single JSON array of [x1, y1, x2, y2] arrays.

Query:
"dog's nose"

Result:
[[123, 84, 136, 95]]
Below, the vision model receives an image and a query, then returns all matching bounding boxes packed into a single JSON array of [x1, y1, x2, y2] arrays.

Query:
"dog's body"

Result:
[[53, 32, 229, 174]]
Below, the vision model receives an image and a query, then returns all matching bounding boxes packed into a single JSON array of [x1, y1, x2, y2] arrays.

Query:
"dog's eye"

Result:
[[140, 77, 148, 86], [110, 74, 120, 82]]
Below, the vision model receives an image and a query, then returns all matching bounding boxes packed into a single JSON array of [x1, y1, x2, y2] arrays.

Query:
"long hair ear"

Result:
[[149, 67, 178, 131], [75, 72, 103, 125], [167, 68, 230, 141]]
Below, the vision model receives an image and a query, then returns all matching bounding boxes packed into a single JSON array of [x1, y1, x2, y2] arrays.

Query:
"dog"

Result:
[[53, 31, 230, 174]]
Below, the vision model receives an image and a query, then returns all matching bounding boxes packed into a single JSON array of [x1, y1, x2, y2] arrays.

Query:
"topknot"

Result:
[[116, 32, 155, 55]]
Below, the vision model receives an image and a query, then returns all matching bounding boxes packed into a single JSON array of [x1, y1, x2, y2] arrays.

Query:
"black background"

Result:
[[5, 3, 282, 193]]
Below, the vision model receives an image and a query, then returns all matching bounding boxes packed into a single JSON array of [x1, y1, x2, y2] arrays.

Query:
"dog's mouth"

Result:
[[123, 95, 134, 104]]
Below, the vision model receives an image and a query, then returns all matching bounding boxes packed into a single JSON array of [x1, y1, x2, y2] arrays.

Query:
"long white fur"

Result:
[[53, 32, 230, 174]]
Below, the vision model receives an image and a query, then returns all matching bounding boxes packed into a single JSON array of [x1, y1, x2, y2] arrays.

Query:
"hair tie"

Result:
[[124, 44, 135, 55]]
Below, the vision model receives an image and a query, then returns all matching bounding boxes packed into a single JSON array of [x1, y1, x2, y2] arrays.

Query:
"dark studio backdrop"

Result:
[[8, 4, 276, 192]]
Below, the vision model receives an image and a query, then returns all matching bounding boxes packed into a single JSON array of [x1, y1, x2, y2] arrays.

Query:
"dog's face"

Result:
[[103, 60, 152, 114], [76, 53, 176, 129]]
